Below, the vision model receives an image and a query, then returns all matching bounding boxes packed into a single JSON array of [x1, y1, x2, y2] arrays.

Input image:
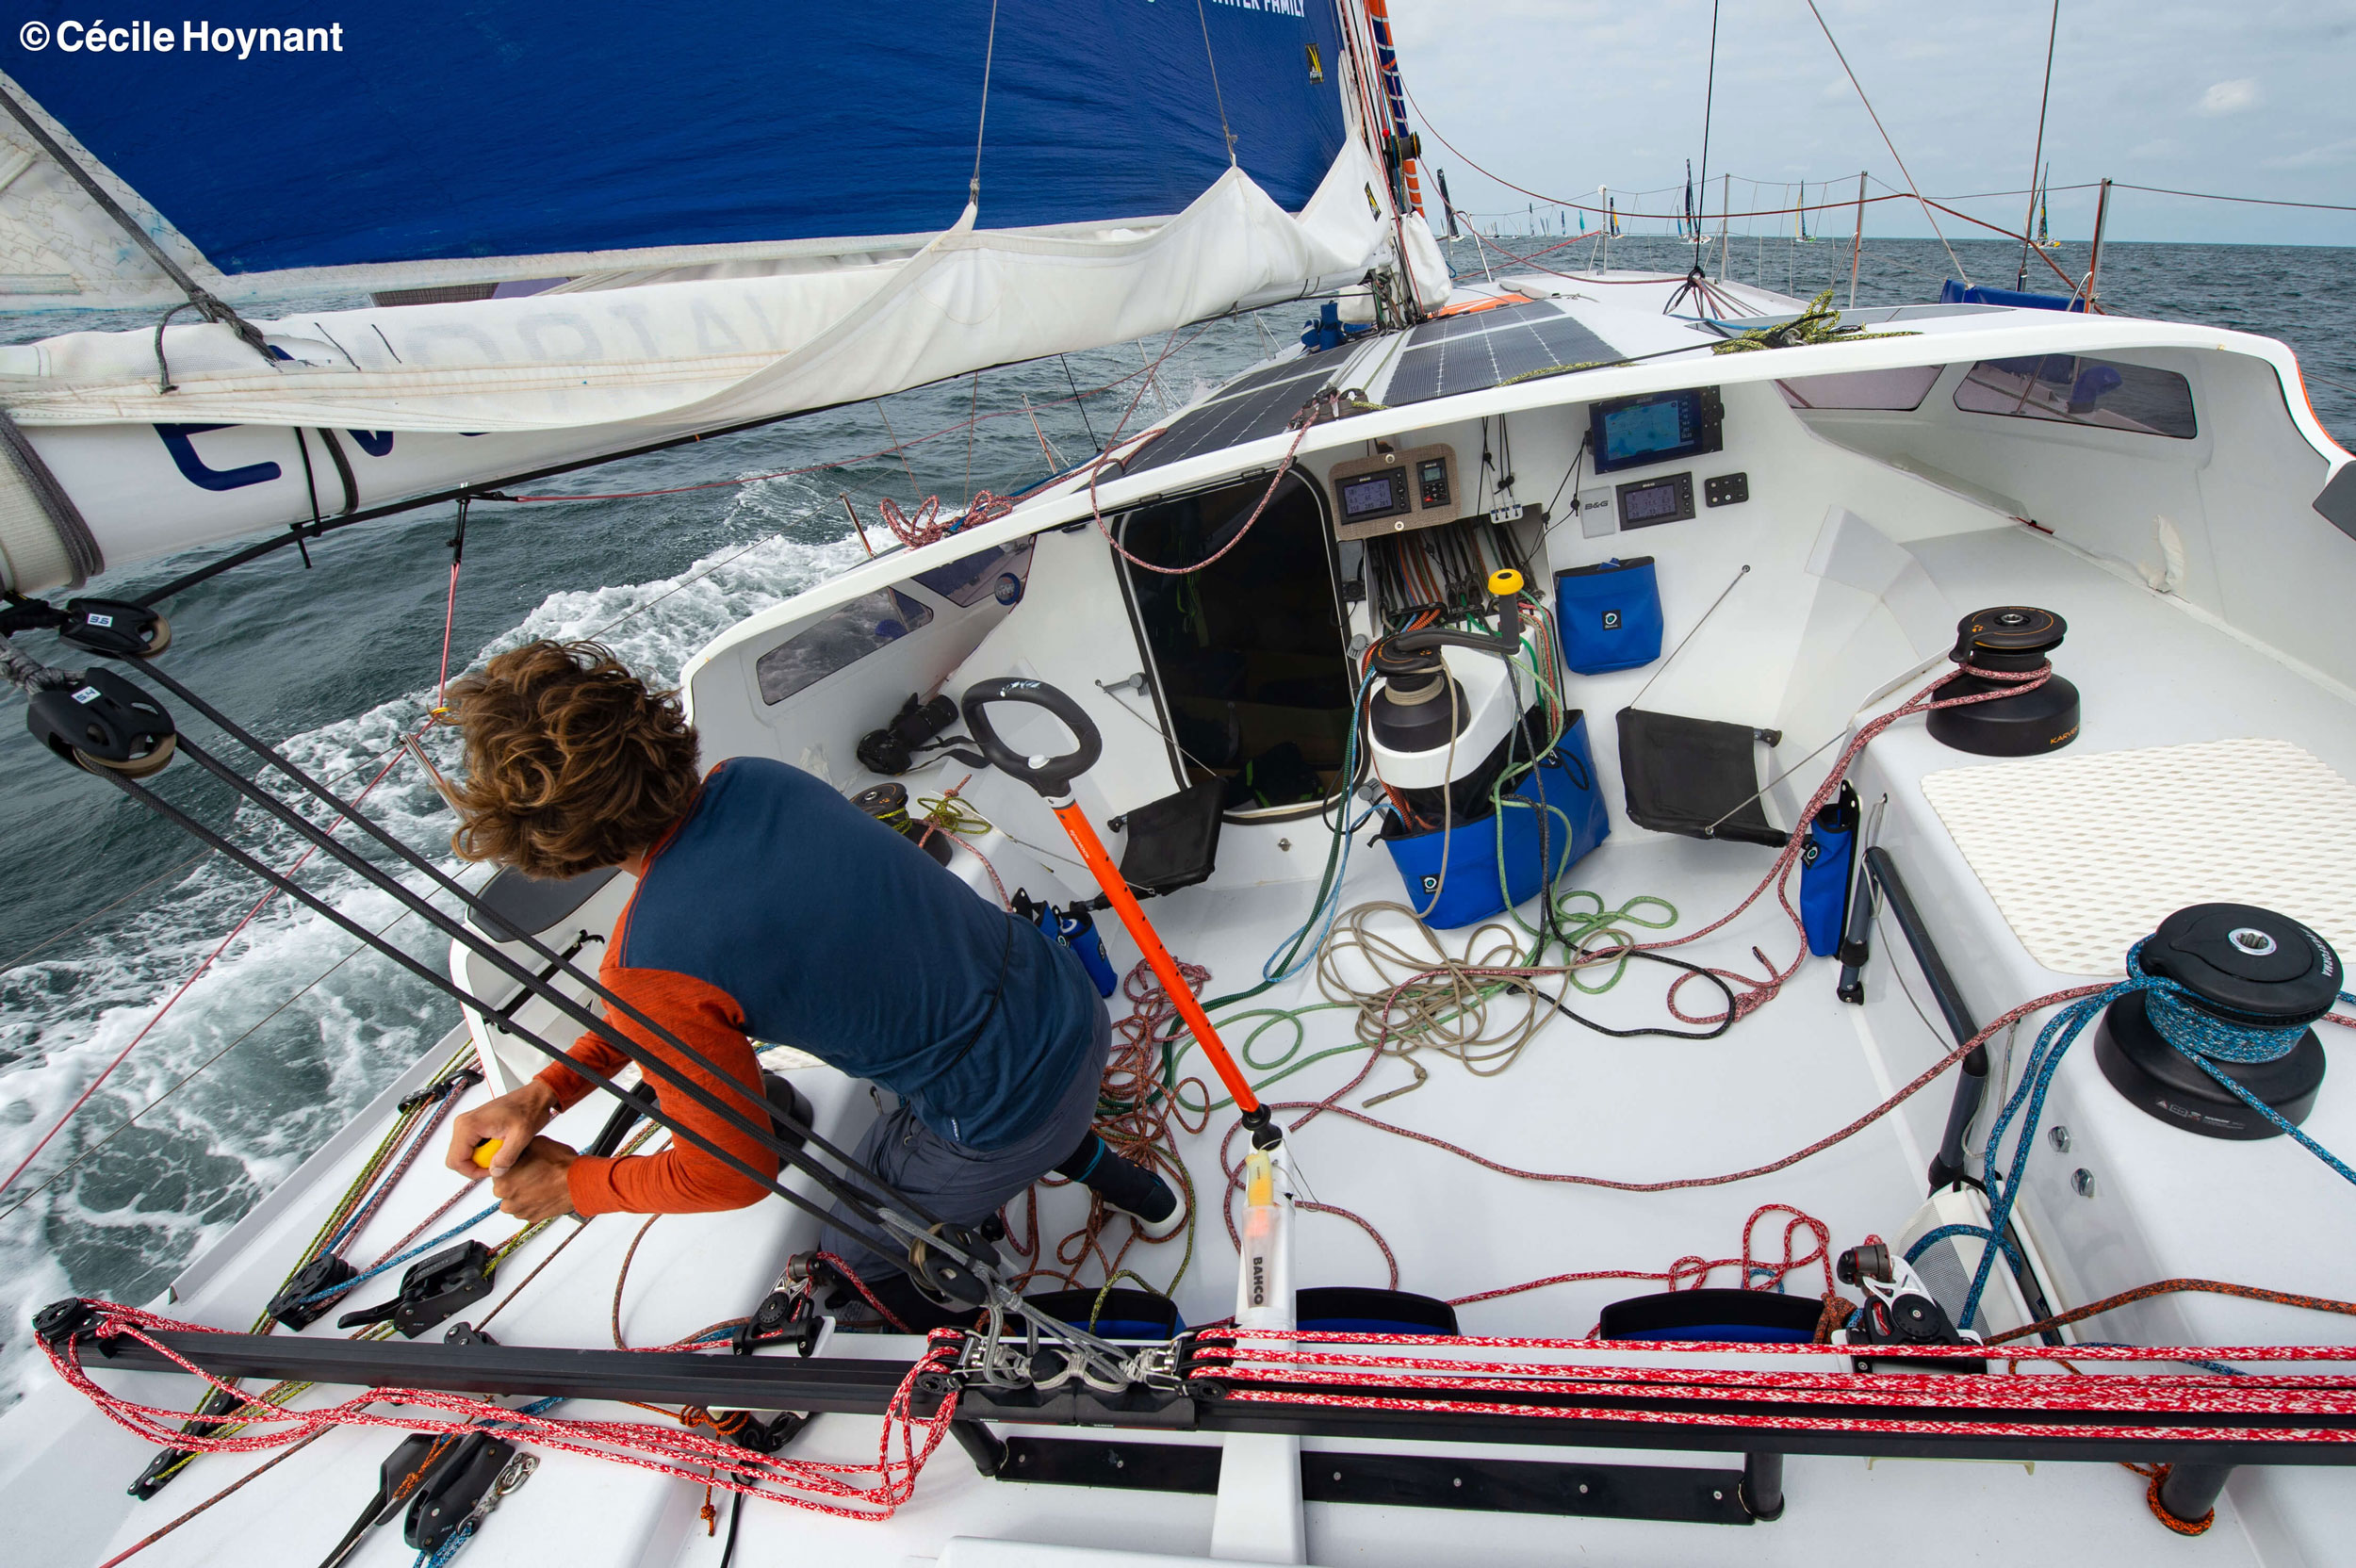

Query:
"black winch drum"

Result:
[[2094, 904, 2338, 1138], [1925, 606, 2081, 757]]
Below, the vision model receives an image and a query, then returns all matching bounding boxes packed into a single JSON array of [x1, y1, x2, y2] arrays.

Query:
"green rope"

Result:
[[1710, 287, 1921, 354]]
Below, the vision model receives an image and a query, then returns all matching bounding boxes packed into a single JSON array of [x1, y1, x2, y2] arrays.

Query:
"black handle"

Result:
[[959, 678, 1103, 799]]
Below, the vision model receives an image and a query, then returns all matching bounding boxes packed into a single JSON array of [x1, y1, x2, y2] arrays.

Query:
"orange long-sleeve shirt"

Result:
[[535, 962, 779, 1217]]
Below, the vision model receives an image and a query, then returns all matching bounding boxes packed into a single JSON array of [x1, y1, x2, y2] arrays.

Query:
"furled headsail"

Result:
[[0, 1, 1448, 591]]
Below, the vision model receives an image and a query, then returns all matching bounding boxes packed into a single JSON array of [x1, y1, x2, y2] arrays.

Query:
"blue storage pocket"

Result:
[[1798, 781, 1859, 957], [1554, 556, 1663, 674], [1379, 713, 1612, 928]]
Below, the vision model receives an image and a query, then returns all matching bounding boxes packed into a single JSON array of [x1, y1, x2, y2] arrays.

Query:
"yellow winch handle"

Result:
[[472, 1138, 502, 1170], [1488, 567, 1524, 598]]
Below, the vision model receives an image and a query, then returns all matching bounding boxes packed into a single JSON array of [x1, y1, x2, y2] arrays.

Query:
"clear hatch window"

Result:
[[1953, 355, 2196, 438], [1775, 366, 1942, 410], [754, 588, 934, 705], [912, 536, 1036, 607]]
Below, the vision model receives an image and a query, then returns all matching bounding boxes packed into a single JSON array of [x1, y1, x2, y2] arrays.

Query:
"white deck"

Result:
[[7, 281, 2355, 1566]]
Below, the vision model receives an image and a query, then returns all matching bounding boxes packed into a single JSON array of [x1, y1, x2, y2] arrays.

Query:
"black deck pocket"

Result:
[[1117, 778, 1226, 893], [1598, 1287, 1822, 1343], [472, 863, 620, 939], [1615, 709, 1785, 849]]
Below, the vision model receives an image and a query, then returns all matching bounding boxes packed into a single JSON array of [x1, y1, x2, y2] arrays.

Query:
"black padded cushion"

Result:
[[1119, 778, 1226, 893], [1597, 1287, 1823, 1343], [471, 863, 621, 939], [1615, 708, 1783, 848]]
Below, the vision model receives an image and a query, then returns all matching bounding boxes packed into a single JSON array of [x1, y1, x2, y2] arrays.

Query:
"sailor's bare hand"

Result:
[[490, 1136, 579, 1220], [446, 1081, 559, 1179]]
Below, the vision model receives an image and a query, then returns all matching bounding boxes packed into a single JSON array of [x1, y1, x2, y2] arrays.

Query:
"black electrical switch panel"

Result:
[[1704, 472, 1749, 508]]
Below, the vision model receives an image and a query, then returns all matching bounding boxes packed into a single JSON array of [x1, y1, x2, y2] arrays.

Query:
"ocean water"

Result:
[[0, 238, 2348, 1411]]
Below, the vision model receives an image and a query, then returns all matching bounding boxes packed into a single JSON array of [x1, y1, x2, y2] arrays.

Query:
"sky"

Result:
[[1387, 0, 2356, 247]]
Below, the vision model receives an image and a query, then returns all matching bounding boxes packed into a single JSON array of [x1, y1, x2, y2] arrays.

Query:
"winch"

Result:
[[1365, 569, 1532, 808], [1925, 605, 2081, 757], [2096, 903, 2339, 1138]]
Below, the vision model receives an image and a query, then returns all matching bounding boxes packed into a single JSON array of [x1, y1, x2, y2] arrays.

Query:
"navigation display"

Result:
[[1589, 387, 1724, 473], [1603, 400, 1686, 466]]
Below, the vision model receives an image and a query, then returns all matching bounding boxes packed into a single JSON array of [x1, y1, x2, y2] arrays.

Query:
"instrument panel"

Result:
[[1327, 444, 1460, 540]]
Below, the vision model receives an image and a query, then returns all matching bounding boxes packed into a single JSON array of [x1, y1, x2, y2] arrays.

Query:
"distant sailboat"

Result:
[[2036, 160, 2061, 250], [1795, 179, 1816, 242]]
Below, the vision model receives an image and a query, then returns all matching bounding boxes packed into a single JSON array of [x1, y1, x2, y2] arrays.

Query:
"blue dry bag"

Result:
[[1799, 782, 1860, 957], [1027, 898, 1119, 997], [1380, 713, 1612, 929], [1553, 557, 1663, 675]]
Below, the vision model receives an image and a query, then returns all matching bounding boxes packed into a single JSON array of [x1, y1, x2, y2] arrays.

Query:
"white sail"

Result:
[[0, 3, 1453, 592]]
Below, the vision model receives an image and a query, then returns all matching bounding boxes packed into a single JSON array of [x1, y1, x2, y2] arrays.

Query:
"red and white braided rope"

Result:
[[44, 1302, 959, 1523]]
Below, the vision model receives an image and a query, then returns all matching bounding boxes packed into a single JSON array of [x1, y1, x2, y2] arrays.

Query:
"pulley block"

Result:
[[267, 1253, 361, 1331], [25, 665, 176, 777], [57, 597, 171, 659]]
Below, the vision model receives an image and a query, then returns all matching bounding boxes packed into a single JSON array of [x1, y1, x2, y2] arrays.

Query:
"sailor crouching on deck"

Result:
[[437, 640, 1176, 1282]]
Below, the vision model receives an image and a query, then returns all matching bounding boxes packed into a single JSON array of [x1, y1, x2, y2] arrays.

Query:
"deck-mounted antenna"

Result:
[[1717, 173, 1730, 283], [2082, 177, 2112, 311], [1849, 172, 1867, 308]]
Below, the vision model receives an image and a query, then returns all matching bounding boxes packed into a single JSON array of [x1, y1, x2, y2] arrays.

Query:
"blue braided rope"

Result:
[[1962, 949, 2354, 1329], [1905, 1222, 2021, 1271], [321, 1102, 452, 1257], [295, 1203, 500, 1306]]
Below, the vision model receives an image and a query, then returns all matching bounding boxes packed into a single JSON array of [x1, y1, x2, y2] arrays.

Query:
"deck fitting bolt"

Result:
[[1714, 1490, 1725, 1501], [2049, 1124, 2071, 1153], [1333, 1470, 1343, 1480], [1452, 1477, 1463, 1488], [2072, 1168, 2097, 1198]]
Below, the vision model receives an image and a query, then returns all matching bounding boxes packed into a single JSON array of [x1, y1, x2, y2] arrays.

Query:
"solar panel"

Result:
[[1384, 309, 1623, 406], [1404, 298, 1559, 346], [1120, 359, 1340, 475]]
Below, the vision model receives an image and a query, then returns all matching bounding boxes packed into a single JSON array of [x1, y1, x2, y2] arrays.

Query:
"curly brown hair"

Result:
[[443, 640, 702, 879]]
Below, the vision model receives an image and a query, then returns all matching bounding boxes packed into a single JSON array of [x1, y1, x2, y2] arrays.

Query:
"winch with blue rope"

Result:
[[1958, 902, 2352, 1331], [2093, 903, 2340, 1139]]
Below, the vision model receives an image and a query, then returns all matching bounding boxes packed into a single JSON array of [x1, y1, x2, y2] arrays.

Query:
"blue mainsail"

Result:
[[9, 0, 1348, 273]]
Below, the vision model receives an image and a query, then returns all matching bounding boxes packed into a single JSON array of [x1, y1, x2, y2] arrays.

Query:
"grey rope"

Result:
[[970, 0, 1001, 205], [1194, 0, 1239, 165], [0, 406, 103, 585], [0, 630, 74, 694], [0, 81, 271, 365]]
